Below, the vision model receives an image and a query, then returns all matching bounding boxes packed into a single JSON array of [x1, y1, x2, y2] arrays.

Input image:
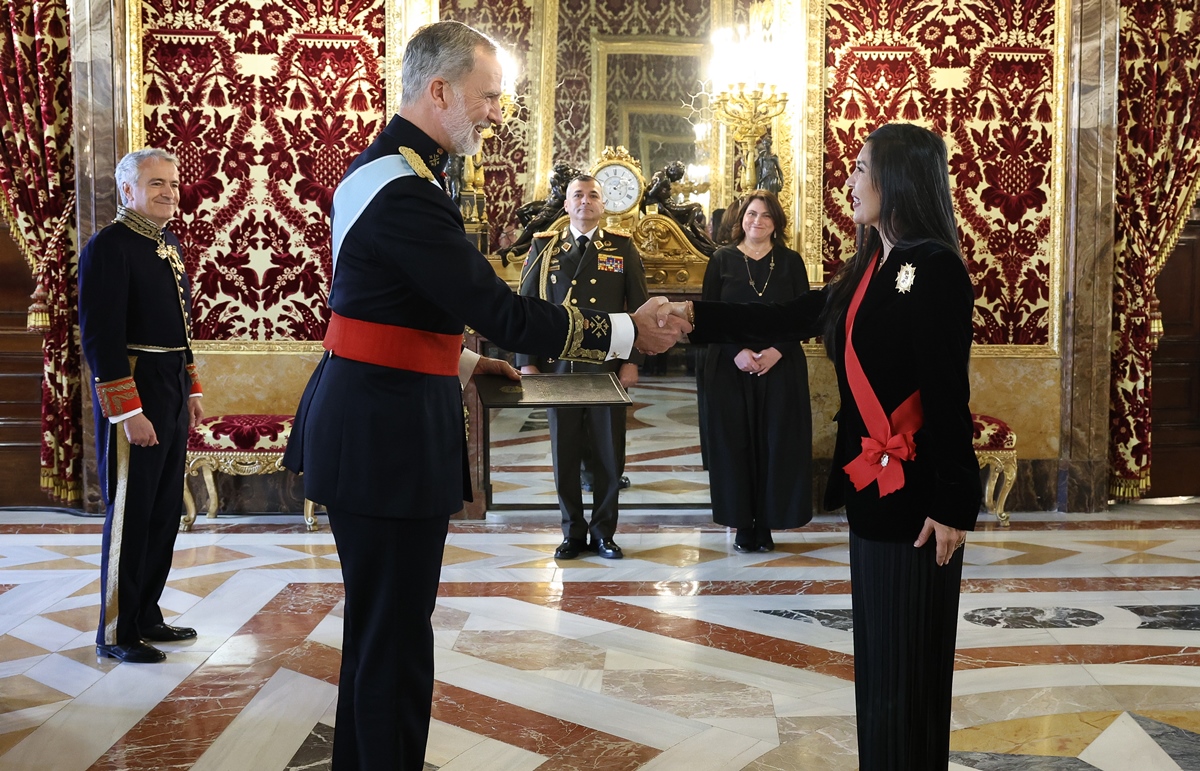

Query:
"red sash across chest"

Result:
[[841, 251, 923, 497]]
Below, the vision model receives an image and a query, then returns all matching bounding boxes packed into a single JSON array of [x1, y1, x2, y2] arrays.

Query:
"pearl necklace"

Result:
[[741, 243, 775, 297]]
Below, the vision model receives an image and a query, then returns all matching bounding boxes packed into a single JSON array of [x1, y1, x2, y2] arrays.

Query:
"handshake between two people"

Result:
[[630, 296, 693, 355]]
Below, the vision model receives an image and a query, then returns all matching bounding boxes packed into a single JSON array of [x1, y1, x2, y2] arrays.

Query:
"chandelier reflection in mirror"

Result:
[[708, 1, 789, 194]]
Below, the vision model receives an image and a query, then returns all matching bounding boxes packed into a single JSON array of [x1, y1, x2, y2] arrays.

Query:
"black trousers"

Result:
[[96, 353, 189, 647], [850, 532, 964, 771], [548, 404, 625, 541], [328, 508, 450, 771]]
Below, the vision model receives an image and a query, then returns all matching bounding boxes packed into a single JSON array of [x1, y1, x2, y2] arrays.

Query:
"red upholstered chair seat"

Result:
[[182, 413, 316, 532], [188, 414, 293, 453], [972, 413, 1017, 452]]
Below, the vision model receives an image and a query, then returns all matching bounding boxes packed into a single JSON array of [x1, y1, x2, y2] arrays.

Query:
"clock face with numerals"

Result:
[[593, 161, 644, 215]]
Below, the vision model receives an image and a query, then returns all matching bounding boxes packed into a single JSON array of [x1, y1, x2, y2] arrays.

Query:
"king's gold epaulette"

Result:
[[604, 227, 631, 237], [533, 229, 558, 239]]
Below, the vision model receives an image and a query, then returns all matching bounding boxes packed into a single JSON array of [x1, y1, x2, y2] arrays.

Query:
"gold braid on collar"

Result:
[[398, 147, 436, 183], [114, 206, 165, 240], [113, 206, 193, 341]]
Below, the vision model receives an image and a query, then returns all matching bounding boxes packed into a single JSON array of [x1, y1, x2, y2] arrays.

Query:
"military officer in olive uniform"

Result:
[[516, 175, 649, 560]]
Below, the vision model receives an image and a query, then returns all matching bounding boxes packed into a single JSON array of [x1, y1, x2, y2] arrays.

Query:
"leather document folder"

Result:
[[473, 372, 632, 409]]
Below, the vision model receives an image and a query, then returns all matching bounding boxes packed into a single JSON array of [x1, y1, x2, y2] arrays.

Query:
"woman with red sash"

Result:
[[663, 123, 981, 769]]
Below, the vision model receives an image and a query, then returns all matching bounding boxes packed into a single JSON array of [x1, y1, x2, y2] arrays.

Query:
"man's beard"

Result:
[[446, 88, 484, 156]]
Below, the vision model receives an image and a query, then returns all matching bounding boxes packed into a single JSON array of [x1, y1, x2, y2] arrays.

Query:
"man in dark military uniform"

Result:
[[78, 148, 204, 664], [516, 175, 649, 560], [282, 21, 684, 771]]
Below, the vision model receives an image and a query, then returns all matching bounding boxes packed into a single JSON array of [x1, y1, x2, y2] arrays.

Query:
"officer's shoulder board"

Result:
[[603, 227, 631, 238], [533, 229, 558, 239]]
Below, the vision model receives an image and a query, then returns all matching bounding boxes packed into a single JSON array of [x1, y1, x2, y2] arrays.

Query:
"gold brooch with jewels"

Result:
[[896, 263, 916, 294]]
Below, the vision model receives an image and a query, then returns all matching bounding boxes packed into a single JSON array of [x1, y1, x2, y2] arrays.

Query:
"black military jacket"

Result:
[[514, 225, 649, 372], [284, 115, 619, 517]]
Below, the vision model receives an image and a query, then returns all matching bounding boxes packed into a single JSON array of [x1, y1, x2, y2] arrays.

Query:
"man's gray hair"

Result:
[[400, 20, 498, 107], [115, 148, 178, 205]]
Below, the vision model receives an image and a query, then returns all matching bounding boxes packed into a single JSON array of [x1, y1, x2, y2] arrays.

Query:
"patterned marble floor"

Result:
[[3, 503, 1200, 770], [489, 375, 710, 508]]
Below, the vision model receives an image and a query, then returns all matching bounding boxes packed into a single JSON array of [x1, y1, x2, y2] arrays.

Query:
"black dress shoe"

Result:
[[97, 641, 166, 663], [554, 538, 589, 559], [618, 475, 631, 490], [733, 541, 757, 553], [756, 541, 776, 553], [141, 623, 197, 642], [595, 538, 623, 559]]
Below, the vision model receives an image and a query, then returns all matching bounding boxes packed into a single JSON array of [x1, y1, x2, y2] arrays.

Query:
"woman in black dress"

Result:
[[699, 191, 812, 552], [661, 123, 981, 769]]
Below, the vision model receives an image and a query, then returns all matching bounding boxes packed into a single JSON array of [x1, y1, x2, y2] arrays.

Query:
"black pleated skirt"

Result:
[[850, 532, 964, 771]]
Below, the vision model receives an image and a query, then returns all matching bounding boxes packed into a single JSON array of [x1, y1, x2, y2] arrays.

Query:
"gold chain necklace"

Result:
[[742, 247, 775, 297], [114, 206, 192, 340]]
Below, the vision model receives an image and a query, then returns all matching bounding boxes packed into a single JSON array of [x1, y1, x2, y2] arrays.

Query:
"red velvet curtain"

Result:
[[1109, 0, 1200, 500], [0, 0, 80, 504]]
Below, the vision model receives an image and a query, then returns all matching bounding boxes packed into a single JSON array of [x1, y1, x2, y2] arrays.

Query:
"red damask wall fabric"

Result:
[[824, 0, 1057, 346], [0, 0, 80, 503], [1109, 0, 1200, 500], [139, 0, 385, 340]]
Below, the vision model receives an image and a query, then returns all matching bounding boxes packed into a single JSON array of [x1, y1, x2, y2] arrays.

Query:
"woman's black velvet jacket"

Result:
[[689, 240, 982, 542]]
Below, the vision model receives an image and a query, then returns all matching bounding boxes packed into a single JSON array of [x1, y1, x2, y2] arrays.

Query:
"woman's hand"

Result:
[[734, 348, 761, 373], [753, 347, 782, 376], [914, 516, 966, 567]]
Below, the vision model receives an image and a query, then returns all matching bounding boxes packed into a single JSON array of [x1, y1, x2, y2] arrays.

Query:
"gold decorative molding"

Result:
[[589, 36, 711, 171], [386, 0, 439, 118], [124, 0, 143, 149], [531, 0, 560, 200], [633, 212, 710, 292], [191, 340, 324, 354]]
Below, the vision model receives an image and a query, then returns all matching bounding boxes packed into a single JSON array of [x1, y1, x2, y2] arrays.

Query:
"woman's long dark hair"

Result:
[[819, 123, 961, 358]]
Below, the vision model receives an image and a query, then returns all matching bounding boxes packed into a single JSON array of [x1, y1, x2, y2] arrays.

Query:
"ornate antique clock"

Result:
[[591, 147, 645, 216]]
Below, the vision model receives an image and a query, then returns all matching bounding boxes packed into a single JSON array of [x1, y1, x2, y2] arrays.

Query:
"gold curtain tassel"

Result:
[[27, 282, 49, 333]]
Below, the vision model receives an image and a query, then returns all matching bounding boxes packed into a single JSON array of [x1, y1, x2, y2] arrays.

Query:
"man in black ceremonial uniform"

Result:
[[78, 148, 204, 664], [516, 175, 649, 559], [282, 20, 685, 771]]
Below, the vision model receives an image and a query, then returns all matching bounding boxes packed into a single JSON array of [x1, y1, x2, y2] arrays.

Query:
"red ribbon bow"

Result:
[[841, 251, 924, 497], [843, 391, 922, 496]]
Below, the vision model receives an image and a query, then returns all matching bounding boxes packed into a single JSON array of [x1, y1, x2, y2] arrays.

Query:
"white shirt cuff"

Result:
[[189, 392, 202, 399], [459, 348, 481, 387], [109, 407, 144, 424], [607, 313, 635, 361]]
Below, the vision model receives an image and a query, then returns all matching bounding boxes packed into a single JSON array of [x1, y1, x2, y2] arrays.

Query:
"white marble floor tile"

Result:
[[191, 668, 336, 771], [0, 701, 69, 736], [0, 651, 206, 771], [699, 716, 780, 745], [23, 653, 105, 698], [6, 616, 86, 653], [535, 668, 604, 691], [585, 627, 849, 698], [305, 613, 343, 650], [424, 719, 486, 767], [437, 596, 620, 639], [636, 726, 772, 770], [433, 652, 705, 750], [1077, 711, 1182, 771], [436, 738, 546, 771]]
